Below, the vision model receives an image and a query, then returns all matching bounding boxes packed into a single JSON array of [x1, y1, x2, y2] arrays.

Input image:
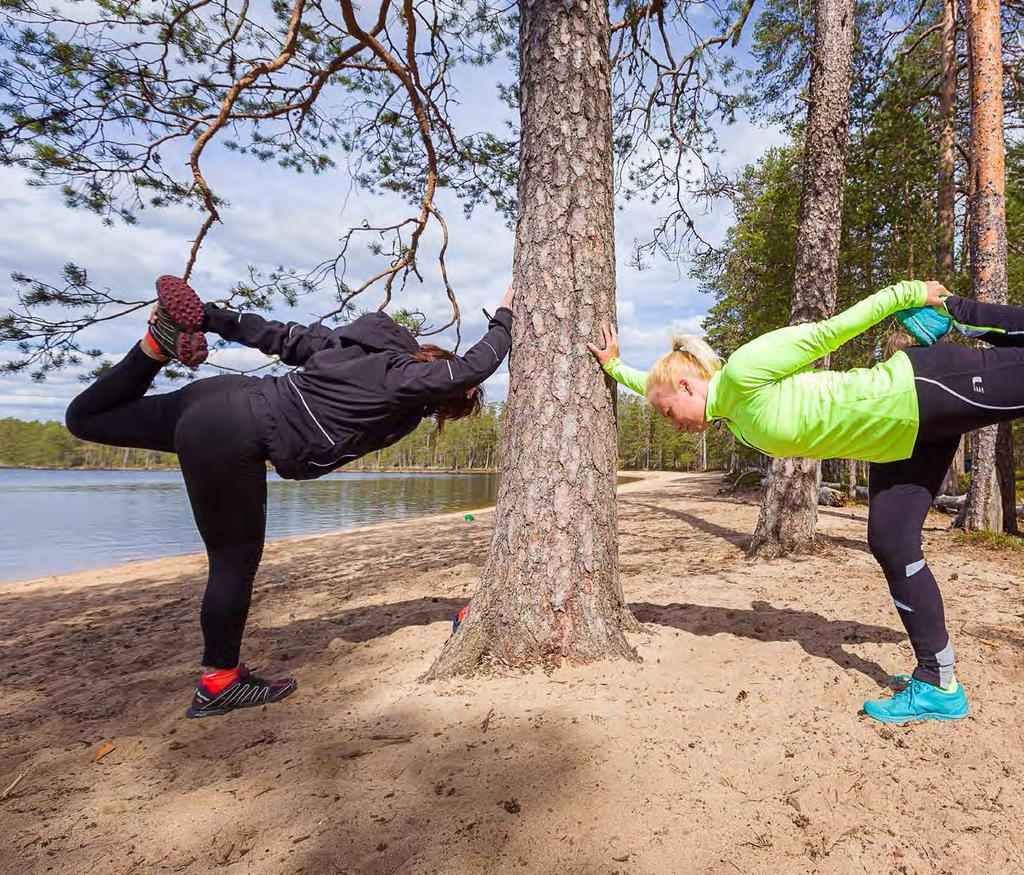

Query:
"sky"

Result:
[[0, 10, 787, 423]]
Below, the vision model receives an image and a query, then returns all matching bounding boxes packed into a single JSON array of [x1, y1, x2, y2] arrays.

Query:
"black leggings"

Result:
[[66, 345, 268, 668], [868, 341, 1024, 686]]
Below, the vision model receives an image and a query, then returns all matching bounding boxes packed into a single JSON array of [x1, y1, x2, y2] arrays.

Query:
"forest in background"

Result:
[[0, 392, 721, 473]]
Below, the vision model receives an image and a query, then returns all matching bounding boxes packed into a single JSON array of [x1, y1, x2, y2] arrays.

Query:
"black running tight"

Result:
[[66, 345, 268, 668], [868, 339, 1024, 687]]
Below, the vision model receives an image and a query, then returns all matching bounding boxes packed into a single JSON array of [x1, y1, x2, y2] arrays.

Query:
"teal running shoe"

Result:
[[863, 675, 969, 724], [894, 306, 952, 345]]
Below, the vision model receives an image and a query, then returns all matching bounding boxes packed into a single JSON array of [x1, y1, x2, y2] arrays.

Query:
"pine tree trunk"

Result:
[[997, 421, 1019, 535], [958, 0, 1009, 533], [749, 0, 856, 558], [427, 0, 637, 679], [940, 437, 966, 495], [935, 0, 957, 283]]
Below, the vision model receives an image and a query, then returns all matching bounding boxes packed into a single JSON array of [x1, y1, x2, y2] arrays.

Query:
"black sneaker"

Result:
[[186, 664, 297, 719], [148, 275, 209, 367]]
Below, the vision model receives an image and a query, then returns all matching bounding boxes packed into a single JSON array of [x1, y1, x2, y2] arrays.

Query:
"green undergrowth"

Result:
[[954, 529, 1024, 554]]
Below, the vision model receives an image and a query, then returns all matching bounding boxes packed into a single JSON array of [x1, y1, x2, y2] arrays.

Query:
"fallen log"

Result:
[[818, 487, 847, 507]]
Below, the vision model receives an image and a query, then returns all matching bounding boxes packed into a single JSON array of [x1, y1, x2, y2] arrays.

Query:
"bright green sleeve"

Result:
[[602, 357, 649, 396], [724, 280, 928, 391]]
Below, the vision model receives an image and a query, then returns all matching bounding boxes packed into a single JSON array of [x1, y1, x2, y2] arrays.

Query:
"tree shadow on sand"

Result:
[[267, 596, 902, 688], [631, 600, 902, 686], [631, 500, 875, 556], [628, 501, 752, 549]]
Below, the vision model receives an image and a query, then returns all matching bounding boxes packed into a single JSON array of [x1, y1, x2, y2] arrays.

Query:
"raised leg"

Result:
[[65, 344, 180, 452]]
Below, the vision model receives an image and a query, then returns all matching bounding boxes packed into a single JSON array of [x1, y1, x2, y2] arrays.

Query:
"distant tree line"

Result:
[[1, 396, 728, 473], [0, 417, 177, 469]]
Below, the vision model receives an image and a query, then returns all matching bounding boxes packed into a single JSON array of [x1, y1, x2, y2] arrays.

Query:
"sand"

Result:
[[2, 472, 1023, 874]]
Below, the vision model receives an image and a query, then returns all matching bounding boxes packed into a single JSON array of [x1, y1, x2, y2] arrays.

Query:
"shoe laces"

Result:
[[887, 674, 916, 704]]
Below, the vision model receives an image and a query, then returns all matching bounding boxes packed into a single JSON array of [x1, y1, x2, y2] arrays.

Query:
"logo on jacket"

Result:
[[972, 376, 985, 394]]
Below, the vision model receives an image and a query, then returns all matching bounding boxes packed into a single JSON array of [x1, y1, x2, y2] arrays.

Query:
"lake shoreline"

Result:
[[2, 471, 659, 587], [0, 463, 500, 474], [0, 468, 504, 583]]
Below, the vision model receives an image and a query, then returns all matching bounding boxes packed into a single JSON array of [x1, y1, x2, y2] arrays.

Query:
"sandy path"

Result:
[[2, 472, 1022, 874]]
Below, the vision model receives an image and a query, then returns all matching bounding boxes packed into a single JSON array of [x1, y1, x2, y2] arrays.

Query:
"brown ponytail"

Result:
[[409, 344, 484, 433], [883, 330, 917, 360]]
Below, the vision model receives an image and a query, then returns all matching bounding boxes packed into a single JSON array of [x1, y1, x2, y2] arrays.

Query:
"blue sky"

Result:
[[0, 13, 786, 422]]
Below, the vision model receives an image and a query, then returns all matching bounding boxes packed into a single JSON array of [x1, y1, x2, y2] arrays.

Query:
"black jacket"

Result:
[[204, 304, 513, 480]]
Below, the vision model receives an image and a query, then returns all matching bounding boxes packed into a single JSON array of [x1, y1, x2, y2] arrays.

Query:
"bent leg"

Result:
[[65, 344, 181, 452], [867, 437, 960, 687], [946, 295, 1024, 347], [175, 377, 267, 669]]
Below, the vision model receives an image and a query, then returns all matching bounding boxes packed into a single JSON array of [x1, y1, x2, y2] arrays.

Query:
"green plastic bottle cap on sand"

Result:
[[464, 513, 475, 521]]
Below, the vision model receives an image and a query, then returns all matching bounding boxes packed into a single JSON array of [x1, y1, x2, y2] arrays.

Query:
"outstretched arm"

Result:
[[587, 323, 649, 396], [946, 296, 1024, 346], [725, 279, 929, 391], [385, 287, 515, 401], [203, 304, 340, 366]]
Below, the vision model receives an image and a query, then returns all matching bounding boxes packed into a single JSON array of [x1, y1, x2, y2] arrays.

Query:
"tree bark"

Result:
[[935, 0, 957, 284], [996, 421, 1019, 535], [749, 0, 856, 558], [846, 457, 857, 499], [427, 0, 637, 678], [940, 437, 966, 495], [958, 0, 1009, 533]]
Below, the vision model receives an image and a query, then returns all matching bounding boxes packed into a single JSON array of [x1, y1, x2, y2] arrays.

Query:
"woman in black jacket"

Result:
[[66, 276, 514, 718]]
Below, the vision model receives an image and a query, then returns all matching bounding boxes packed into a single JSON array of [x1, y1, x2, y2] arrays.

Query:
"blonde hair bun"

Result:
[[646, 334, 721, 400]]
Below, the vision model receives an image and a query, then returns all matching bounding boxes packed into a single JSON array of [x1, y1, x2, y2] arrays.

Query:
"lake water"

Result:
[[0, 468, 500, 583]]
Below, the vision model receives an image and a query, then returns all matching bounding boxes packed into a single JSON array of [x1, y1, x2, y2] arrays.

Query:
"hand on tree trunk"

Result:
[[587, 323, 620, 366]]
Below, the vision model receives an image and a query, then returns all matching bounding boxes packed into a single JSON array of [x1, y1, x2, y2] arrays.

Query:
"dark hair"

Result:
[[410, 344, 484, 433]]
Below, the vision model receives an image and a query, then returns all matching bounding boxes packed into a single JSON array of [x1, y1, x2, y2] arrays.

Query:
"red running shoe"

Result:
[[148, 275, 209, 366]]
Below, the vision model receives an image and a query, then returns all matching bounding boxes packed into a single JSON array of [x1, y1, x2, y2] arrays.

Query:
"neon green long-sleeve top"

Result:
[[603, 280, 929, 464]]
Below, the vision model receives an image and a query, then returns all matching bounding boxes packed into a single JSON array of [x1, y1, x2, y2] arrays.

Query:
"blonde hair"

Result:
[[645, 335, 722, 401]]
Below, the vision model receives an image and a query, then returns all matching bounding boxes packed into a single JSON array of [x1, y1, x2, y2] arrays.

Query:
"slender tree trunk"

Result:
[[749, 0, 856, 558], [958, 0, 1009, 532], [846, 458, 857, 500], [997, 421, 1019, 534], [936, 0, 957, 284], [940, 437, 966, 494], [901, 155, 915, 277], [428, 0, 637, 678]]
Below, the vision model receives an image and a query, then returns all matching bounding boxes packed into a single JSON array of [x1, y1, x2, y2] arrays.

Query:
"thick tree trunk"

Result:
[[428, 0, 637, 679], [935, 0, 957, 283], [958, 0, 1009, 533], [749, 0, 856, 558]]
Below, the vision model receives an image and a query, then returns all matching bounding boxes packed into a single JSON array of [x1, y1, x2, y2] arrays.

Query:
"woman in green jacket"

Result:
[[589, 279, 1024, 724]]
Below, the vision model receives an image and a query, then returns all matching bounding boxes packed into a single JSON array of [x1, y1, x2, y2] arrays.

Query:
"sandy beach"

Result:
[[2, 471, 1023, 874]]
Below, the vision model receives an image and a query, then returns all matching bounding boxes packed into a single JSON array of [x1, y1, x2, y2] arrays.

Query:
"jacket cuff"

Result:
[[491, 307, 513, 333], [203, 301, 236, 334]]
